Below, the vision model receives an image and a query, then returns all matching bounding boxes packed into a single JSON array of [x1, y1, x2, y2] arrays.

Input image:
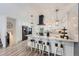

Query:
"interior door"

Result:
[[7, 17, 16, 47]]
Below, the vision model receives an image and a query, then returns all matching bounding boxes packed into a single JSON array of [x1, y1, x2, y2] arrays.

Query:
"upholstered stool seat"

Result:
[[30, 39, 35, 42], [39, 41, 42, 44], [47, 42, 50, 46]]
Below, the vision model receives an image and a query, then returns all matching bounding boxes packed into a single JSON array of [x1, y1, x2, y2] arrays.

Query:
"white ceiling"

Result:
[[0, 3, 77, 15]]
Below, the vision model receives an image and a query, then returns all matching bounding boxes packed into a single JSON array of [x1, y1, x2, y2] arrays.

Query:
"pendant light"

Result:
[[55, 9, 59, 26]]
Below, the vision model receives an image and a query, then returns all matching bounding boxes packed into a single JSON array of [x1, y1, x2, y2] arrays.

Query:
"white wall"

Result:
[[0, 16, 7, 48], [67, 4, 78, 42], [15, 16, 31, 43]]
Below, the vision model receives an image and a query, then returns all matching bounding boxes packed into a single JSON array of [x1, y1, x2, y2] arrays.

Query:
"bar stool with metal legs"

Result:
[[54, 43, 58, 56], [54, 43, 64, 56], [41, 41, 45, 55], [36, 43, 39, 54], [42, 41, 51, 56], [43, 43, 47, 56], [47, 41, 51, 56], [30, 39, 35, 51], [60, 44, 64, 56], [35, 38, 40, 54], [33, 40, 38, 52], [38, 40, 43, 55], [56, 44, 64, 56]]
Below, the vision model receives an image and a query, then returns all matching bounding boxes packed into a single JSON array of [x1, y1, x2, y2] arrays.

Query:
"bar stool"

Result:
[[30, 39, 35, 51], [47, 42, 51, 56], [38, 40, 43, 54], [56, 44, 64, 56], [35, 38, 40, 54], [41, 42, 45, 55], [39, 40, 48, 56], [42, 41, 52, 56], [54, 43, 58, 56], [60, 44, 64, 56], [43, 44, 47, 56], [34, 40, 37, 52]]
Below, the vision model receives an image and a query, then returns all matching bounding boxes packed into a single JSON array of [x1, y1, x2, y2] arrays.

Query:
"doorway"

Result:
[[6, 17, 16, 47]]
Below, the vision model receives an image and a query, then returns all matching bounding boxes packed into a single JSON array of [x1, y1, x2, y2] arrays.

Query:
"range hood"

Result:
[[38, 15, 45, 25]]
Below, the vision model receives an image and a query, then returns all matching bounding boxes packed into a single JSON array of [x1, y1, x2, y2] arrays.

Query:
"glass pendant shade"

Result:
[[55, 9, 59, 26]]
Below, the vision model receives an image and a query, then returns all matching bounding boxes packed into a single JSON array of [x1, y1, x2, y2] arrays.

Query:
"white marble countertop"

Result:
[[25, 35, 75, 42]]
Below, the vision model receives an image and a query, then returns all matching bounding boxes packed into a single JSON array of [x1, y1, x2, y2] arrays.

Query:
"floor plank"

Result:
[[0, 40, 40, 56]]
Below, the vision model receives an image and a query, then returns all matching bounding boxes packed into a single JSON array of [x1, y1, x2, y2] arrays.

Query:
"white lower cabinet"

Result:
[[48, 40, 74, 56]]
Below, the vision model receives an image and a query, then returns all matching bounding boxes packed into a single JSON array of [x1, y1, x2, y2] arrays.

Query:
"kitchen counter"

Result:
[[25, 35, 75, 42]]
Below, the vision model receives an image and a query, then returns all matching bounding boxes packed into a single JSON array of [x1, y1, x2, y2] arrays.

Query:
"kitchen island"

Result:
[[26, 35, 74, 56]]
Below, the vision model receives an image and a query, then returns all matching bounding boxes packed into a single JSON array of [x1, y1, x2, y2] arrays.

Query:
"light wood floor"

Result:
[[0, 40, 41, 56]]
